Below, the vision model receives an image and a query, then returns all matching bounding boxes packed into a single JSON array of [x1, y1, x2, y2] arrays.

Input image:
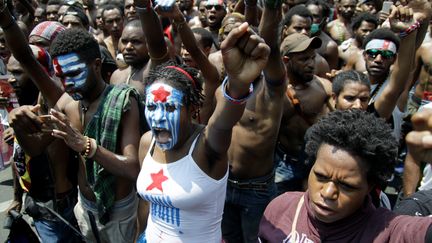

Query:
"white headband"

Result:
[[365, 39, 397, 54]]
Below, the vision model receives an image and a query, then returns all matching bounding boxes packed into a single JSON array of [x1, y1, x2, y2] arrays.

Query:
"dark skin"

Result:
[[134, 0, 270, 237], [227, 2, 286, 179], [0, 6, 141, 204]]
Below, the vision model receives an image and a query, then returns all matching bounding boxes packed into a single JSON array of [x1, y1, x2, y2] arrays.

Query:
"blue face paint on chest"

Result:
[[145, 83, 184, 151], [53, 52, 88, 100]]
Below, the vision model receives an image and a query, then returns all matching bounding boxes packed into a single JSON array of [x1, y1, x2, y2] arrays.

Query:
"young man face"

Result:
[[46, 4, 61, 21], [119, 25, 149, 67], [363, 39, 397, 78], [53, 52, 91, 100], [308, 143, 371, 223], [284, 48, 316, 82], [354, 21, 377, 45], [333, 82, 370, 111], [103, 8, 124, 39]]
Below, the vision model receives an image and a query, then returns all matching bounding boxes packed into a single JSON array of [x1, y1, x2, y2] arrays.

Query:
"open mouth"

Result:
[[208, 15, 216, 23], [153, 127, 172, 144]]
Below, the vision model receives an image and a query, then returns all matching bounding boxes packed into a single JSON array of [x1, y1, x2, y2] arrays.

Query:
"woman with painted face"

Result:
[[134, 20, 270, 242]]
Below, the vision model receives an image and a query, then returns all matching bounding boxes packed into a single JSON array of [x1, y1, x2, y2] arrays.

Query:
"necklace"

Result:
[[79, 83, 108, 127]]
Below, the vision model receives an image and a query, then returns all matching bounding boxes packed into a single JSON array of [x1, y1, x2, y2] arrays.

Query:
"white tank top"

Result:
[[137, 134, 228, 243]]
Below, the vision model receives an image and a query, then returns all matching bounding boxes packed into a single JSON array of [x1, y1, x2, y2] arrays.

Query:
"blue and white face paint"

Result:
[[145, 83, 184, 151], [53, 52, 88, 101]]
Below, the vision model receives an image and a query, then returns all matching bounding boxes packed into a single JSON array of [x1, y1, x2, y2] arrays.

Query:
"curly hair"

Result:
[[332, 70, 370, 96], [305, 109, 398, 187], [351, 12, 378, 31], [49, 28, 100, 62], [145, 61, 204, 109]]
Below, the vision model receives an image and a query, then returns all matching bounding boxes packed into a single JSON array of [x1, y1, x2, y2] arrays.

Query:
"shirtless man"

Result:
[[110, 20, 149, 97], [339, 12, 378, 72], [221, 1, 287, 242], [205, 0, 227, 48], [327, 0, 357, 44], [306, 0, 339, 70], [0, 7, 141, 241], [276, 33, 332, 194], [281, 5, 330, 78], [102, 4, 126, 67]]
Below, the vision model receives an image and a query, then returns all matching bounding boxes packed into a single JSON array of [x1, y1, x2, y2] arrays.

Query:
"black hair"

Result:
[[362, 28, 400, 51], [305, 0, 330, 19], [305, 109, 398, 187], [47, 0, 62, 5], [64, 5, 89, 27], [192, 28, 214, 49], [351, 12, 378, 31], [282, 5, 313, 27], [332, 70, 370, 96], [101, 3, 124, 20], [50, 28, 101, 62], [145, 61, 204, 108]]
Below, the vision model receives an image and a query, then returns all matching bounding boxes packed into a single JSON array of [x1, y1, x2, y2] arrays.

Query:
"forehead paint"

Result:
[[145, 83, 184, 151], [53, 52, 88, 100], [365, 39, 396, 54]]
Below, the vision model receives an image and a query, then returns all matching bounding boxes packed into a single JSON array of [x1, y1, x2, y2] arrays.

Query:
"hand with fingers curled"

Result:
[[48, 109, 88, 153], [8, 105, 44, 135], [154, 0, 183, 20], [406, 108, 432, 163], [220, 22, 270, 89], [388, 5, 415, 33]]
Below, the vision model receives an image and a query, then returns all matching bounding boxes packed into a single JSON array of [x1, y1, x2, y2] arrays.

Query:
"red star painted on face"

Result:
[[146, 169, 168, 192], [151, 85, 171, 102]]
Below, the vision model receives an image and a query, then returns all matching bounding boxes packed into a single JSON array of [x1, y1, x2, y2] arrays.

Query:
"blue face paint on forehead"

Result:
[[53, 52, 88, 101], [145, 83, 184, 151]]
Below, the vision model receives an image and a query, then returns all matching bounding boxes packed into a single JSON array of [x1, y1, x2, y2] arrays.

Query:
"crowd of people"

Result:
[[1, 0, 432, 242]]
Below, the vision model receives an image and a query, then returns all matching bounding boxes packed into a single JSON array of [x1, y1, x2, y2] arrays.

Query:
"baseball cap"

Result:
[[281, 33, 322, 56]]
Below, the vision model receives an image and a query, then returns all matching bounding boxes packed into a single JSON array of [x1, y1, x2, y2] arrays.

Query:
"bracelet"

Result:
[[136, 1, 152, 13], [399, 21, 421, 38], [80, 136, 91, 159], [221, 76, 254, 105], [88, 138, 97, 159]]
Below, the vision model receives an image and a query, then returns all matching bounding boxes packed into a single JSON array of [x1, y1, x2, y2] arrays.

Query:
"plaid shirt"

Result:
[[84, 84, 141, 224]]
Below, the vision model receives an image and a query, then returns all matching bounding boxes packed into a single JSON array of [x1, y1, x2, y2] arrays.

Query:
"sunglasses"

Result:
[[365, 49, 396, 60], [205, 4, 224, 10]]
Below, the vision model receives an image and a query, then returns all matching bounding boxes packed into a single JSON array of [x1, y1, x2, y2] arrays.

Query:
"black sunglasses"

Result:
[[205, 4, 224, 10], [365, 49, 396, 60]]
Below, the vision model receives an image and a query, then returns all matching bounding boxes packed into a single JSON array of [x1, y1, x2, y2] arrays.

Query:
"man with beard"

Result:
[[205, 0, 226, 49], [110, 20, 149, 97], [327, 0, 357, 44], [306, 0, 339, 70], [275, 33, 333, 194], [281, 5, 330, 78], [339, 13, 378, 72]]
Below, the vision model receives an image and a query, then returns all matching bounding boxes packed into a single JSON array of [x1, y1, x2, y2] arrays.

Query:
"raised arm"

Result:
[[0, 5, 63, 107], [134, 0, 171, 67], [375, 6, 419, 120], [157, 3, 220, 123], [258, 0, 286, 88], [205, 22, 269, 168]]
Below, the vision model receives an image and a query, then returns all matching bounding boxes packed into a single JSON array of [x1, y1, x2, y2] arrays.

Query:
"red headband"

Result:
[[165, 66, 196, 88]]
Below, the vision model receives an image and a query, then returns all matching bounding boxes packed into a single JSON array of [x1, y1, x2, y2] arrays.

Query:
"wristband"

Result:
[[222, 76, 254, 105], [136, 1, 152, 13], [399, 21, 421, 38]]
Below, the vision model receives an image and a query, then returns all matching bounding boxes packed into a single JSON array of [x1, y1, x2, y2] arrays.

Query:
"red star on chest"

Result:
[[146, 169, 168, 192], [151, 86, 171, 102]]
